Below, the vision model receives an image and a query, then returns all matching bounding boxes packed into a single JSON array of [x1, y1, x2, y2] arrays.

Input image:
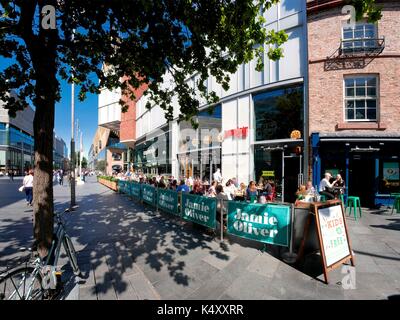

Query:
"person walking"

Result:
[[23, 169, 34, 206], [59, 170, 64, 185], [8, 169, 14, 182]]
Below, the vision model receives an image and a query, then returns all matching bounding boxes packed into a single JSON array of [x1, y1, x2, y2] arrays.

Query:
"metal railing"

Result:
[[339, 37, 385, 56]]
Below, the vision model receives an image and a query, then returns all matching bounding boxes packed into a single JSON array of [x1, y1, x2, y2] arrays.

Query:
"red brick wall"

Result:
[[119, 79, 148, 143], [308, 2, 400, 135]]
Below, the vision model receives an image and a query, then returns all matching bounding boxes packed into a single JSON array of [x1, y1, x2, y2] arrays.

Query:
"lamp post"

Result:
[[70, 82, 76, 210]]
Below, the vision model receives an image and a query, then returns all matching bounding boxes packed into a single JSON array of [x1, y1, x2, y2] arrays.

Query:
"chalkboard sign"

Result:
[[313, 201, 355, 284]]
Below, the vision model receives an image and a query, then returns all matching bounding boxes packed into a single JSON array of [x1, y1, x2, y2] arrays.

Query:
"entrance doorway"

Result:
[[283, 155, 303, 203], [349, 155, 375, 207]]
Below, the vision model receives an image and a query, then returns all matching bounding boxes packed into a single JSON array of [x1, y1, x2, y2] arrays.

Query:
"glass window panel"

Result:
[[345, 78, 354, 87], [343, 30, 353, 39], [355, 78, 365, 87], [353, 41, 363, 48], [356, 100, 365, 109], [253, 86, 303, 141], [346, 100, 355, 109], [367, 108, 376, 120], [367, 87, 376, 96], [367, 100, 376, 109], [346, 108, 354, 120], [356, 109, 365, 119], [354, 30, 364, 38], [366, 78, 376, 86], [356, 87, 366, 96], [346, 88, 355, 97]]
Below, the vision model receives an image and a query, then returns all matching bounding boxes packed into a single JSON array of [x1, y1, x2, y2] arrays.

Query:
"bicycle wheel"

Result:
[[0, 266, 44, 300], [63, 235, 80, 276]]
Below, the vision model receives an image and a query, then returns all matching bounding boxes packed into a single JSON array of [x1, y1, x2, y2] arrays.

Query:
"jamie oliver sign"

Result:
[[142, 184, 156, 206], [227, 202, 291, 247], [181, 193, 217, 229]]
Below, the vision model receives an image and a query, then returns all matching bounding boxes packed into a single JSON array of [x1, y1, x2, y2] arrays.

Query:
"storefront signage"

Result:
[[143, 146, 156, 157], [157, 188, 179, 215], [224, 127, 248, 139], [227, 202, 291, 247], [300, 201, 355, 284], [129, 182, 142, 199], [181, 193, 216, 229], [383, 162, 399, 181], [142, 184, 156, 205], [262, 171, 275, 177], [290, 130, 301, 139]]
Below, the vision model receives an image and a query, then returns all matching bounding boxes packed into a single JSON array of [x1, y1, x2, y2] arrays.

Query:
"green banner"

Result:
[[118, 180, 128, 194], [129, 182, 142, 199], [142, 184, 156, 205], [181, 193, 216, 229], [157, 188, 179, 215], [227, 202, 291, 247]]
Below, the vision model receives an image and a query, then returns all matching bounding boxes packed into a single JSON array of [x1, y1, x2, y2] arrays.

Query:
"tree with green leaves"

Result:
[[0, 0, 287, 257], [0, 0, 382, 258]]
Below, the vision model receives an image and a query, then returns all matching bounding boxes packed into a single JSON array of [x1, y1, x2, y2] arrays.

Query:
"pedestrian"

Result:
[[9, 169, 14, 182], [216, 184, 229, 232], [23, 169, 34, 206], [59, 170, 64, 185]]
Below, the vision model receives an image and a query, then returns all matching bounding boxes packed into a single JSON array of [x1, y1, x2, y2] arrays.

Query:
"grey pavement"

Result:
[[1, 176, 400, 300]]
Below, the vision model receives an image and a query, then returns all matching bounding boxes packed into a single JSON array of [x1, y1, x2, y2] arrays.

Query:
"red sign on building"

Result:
[[224, 127, 248, 139]]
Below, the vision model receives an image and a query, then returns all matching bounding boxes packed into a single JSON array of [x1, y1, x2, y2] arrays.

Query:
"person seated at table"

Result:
[[169, 179, 177, 191], [190, 182, 204, 196], [247, 181, 258, 202], [207, 180, 218, 197], [176, 180, 190, 193], [263, 179, 274, 201], [224, 179, 237, 200], [306, 181, 315, 195], [158, 176, 167, 189], [234, 183, 247, 201], [296, 184, 307, 200], [319, 172, 336, 200], [335, 174, 346, 196]]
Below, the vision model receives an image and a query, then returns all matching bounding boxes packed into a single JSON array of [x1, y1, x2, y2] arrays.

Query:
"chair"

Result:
[[319, 194, 327, 202], [346, 196, 362, 220]]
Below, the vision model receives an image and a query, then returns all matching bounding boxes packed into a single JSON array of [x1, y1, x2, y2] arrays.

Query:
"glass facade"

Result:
[[178, 104, 222, 180], [253, 86, 304, 142], [0, 123, 34, 175], [134, 127, 171, 175]]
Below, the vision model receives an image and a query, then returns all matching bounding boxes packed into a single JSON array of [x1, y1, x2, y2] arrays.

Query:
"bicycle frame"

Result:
[[6, 213, 75, 300]]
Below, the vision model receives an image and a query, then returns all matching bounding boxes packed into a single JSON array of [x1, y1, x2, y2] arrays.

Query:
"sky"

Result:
[[55, 80, 98, 159], [1, 56, 98, 159]]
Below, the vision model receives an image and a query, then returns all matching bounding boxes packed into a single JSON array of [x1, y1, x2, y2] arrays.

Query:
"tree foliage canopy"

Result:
[[1, 0, 288, 126]]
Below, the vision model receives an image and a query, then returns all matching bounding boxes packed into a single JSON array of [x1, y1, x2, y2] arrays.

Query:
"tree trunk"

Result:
[[31, 0, 59, 258], [33, 93, 55, 258]]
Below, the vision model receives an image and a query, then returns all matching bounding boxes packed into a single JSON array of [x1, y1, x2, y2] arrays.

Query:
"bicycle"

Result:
[[0, 211, 81, 300]]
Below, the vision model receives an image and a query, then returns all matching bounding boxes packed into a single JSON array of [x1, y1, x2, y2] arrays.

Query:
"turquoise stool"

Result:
[[391, 195, 400, 215], [346, 196, 362, 220], [320, 194, 327, 202], [339, 194, 345, 205]]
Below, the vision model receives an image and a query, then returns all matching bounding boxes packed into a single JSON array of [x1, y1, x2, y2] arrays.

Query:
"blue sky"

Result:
[[1, 56, 98, 158], [55, 80, 98, 159]]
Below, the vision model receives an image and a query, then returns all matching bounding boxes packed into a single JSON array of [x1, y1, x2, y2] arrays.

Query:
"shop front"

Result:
[[252, 84, 305, 203], [312, 133, 400, 208], [134, 127, 172, 176], [177, 105, 222, 180]]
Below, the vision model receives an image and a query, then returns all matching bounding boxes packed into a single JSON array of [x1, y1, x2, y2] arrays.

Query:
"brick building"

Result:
[[307, 0, 400, 207]]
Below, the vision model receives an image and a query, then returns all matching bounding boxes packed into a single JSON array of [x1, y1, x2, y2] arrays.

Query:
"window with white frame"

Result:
[[344, 76, 378, 121], [342, 23, 377, 53]]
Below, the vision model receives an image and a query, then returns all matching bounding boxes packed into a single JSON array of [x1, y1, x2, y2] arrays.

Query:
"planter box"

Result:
[[98, 178, 118, 191]]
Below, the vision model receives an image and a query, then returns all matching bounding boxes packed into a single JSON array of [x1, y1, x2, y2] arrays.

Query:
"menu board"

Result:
[[383, 162, 399, 181], [316, 204, 351, 267]]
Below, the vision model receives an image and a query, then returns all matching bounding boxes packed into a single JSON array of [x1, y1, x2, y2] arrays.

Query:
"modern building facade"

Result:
[[134, 0, 308, 203], [307, 0, 400, 207], [1, 96, 68, 175], [0, 97, 35, 175]]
